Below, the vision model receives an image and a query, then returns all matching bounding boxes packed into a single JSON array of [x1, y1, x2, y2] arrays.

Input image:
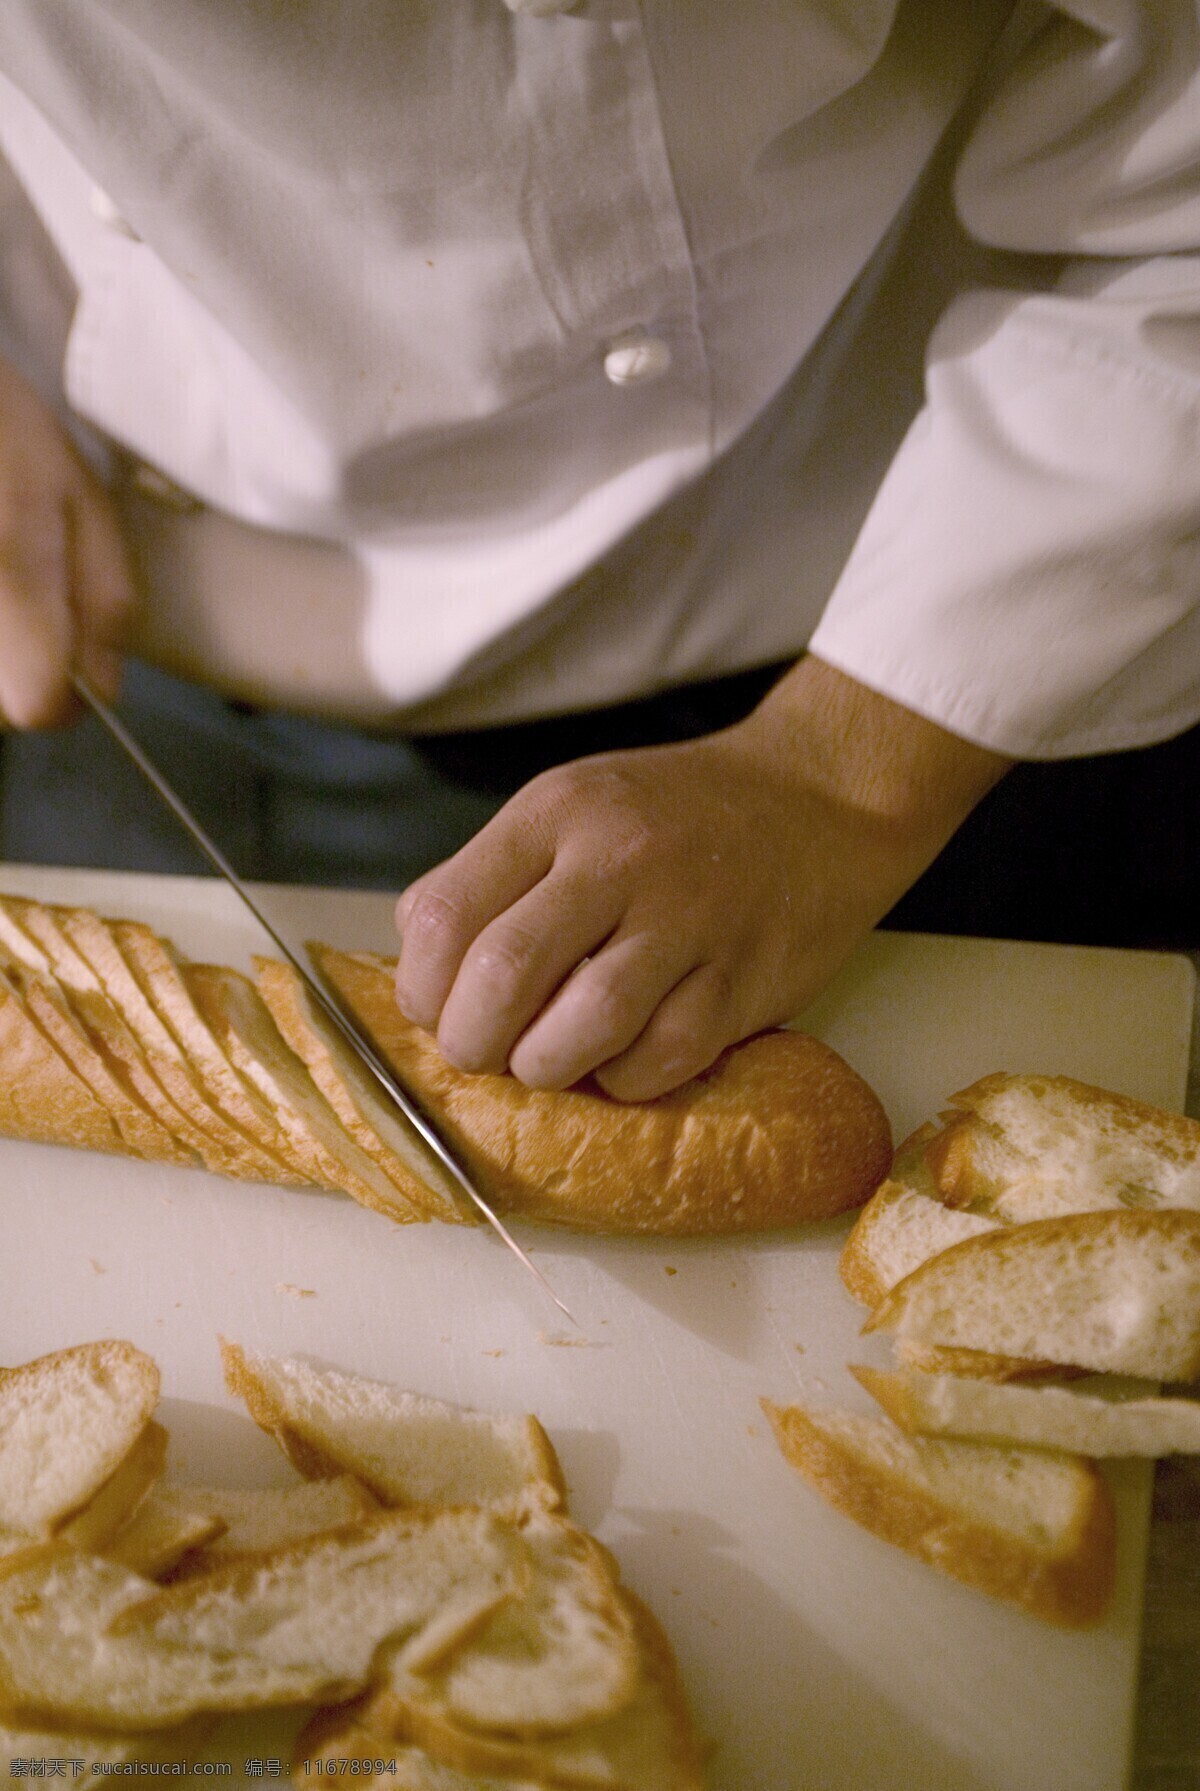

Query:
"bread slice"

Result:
[[54, 905, 295, 1183], [256, 956, 473, 1225], [866, 1209, 1200, 1379], [839, 1178, 1001, 1308], [112, 919, 308, 1183], [186, 964, 427, 1219], [852, 1365, 1200, 1455], [0, 900, 217, 1168], [57, 1419, 167, 1552], [103, 1485, 227, 1580], [8, 961, 195, 1166], [369, 1589, 707, 1791], [220, 1343, 565, 1518], [296, 1709, 543, 1790], [0, 1508, 523, 1730], [889, 1340, 1084, 1383], [386, 1512, 639, 1737], [310, 945, 892, 1234], [761, 1399, 1115, 1626], [0, 1341, 160, 1536], [0, 962, 126, 1158], [928, 1072, 1200, 1222], [0, 898, 278, 1181], [0, 1716, 215, 1774], [163, 1474, 381, 1573]]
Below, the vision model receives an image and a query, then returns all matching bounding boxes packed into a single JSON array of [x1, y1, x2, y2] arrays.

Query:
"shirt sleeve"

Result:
[[806, 0, 1200, 759]]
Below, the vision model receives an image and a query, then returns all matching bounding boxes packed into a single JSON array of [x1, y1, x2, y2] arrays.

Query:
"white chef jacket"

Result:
[[0, 0, 1198, 755]]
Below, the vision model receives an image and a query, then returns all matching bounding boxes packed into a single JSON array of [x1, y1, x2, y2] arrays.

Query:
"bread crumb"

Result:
[[275, 1283, 317, 1299], [664, 1266, 678, 1276], [794, 1343, 806, 1354], [88, 1258, 106, 1275], [482, 1349, 505, 1358], [537, 1331, 597, 1349], [746, 1424, 759, 1438]]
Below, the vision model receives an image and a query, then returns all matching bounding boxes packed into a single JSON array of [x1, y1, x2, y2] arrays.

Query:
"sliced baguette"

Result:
[[866, 1209, 1200, 1380], [839, 1179, 1001, 1308], [0, 1508, 523, 1731], [387, 1512, 639, 1738], [310, 945, 892, 1234], [1, 898, 277, 1181], [8, 962, 195, 1167], [0, 1341, 160, 1536], [186, 964, 427, 1220], [256, 955, 473, 1225], [890, 1340, 1085, 1383], [56, 905, 292, 1184], [58, 1419, 167, 1552], [113, 919, 308, 1183], [928, 1072, 1200, 1222], [370, 1589, 707, 1791], [220, 1343, 565, 1518], [0, 963, 126, 1158], [103, 1485, 228, 1580], [163, 1474, 381, 1572], [852, 1366, 1200, 1456], [761, 1399, 1115, 1626]]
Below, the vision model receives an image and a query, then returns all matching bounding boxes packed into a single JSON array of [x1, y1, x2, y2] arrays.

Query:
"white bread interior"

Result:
[[761, 1398, 1115, 1627], [0, 1341, 160, 1536], [852, 1365, 1200, 1455], [866, 1209, 1200, 1380]]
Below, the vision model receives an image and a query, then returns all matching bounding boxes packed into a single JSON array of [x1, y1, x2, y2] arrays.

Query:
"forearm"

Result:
[[731, 652, 1012, 899]]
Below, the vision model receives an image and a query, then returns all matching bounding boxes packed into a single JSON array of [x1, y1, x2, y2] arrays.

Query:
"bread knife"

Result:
[[69, 671, 578, 1326]]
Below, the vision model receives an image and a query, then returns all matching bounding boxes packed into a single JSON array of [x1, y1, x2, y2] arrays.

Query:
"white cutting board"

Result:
[[1, 864, 1194, 1791]]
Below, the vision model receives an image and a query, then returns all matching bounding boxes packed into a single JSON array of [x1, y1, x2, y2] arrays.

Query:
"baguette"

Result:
[[866, 1209, 1200, 1380], [852, 1366, 1200, 1456], [308, 945, 892, 1234], [0, 893, 889, 1237], [761, 1399, 1115, 1626], [255, 956, 472, 1224], [220, 1343, 565, 1518], [2, 898, 284, 1182], [185, 963, 428, 1221]]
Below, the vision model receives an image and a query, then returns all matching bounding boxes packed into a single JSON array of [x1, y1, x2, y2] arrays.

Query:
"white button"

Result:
[[603, 332, 673, 387], [503, 0, 576, 14], [89, 184, 141, 241]]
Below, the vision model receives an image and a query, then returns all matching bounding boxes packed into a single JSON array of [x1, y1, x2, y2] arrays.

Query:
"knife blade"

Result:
[[70, 671, 578, 1327]]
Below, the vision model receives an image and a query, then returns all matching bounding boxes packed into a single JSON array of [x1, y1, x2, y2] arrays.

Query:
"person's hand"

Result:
[[0, 355, 133, 727], [394, 657, 1010, 1100]]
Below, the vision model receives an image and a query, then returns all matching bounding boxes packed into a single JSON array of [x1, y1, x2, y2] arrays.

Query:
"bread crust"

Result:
[[762, 1400, 1116, 1627], [310, 947, 891, 1234]]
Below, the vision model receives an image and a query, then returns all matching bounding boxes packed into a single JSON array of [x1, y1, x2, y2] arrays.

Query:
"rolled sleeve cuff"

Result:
[[807, 283, 1200, 761]]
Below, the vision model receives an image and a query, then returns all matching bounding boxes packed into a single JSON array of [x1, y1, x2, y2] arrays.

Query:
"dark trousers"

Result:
[[1, 658, 1197, 952]]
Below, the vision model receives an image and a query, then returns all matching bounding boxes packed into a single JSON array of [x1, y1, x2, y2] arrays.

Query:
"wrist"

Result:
[[728, 654, 1012, 847]]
